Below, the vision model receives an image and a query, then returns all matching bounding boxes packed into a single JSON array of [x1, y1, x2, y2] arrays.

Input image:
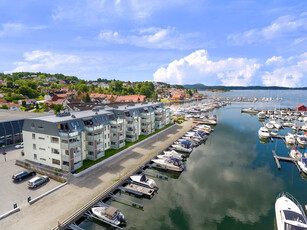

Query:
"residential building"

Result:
[[22, 102, 171, 172], [18, 99, 37, 106], [115, 95, 146, 103]]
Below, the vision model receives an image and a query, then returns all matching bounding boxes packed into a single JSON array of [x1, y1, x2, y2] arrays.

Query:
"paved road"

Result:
[[0, 121, 195, 230]]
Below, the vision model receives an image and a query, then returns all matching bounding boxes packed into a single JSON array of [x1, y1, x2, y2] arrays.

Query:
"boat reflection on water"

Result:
[[259, 138, 270, 144]]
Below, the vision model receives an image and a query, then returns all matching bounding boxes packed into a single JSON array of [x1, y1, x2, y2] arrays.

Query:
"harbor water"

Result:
[[80, 90, 307, 230]]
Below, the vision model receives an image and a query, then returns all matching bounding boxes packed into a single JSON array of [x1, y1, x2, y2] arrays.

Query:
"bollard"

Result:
[[13, 203, 17, 209], [27, 196, 31, 202]]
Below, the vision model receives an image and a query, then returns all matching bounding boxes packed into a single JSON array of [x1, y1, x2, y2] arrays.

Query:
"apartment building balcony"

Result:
[[73, 151, 81, 158], [126, 130, 135, 135], [119, 142, 125, 148], [84, 124, 103, 132], [126, 122, 137, 128], [62, 164, 70, 171], [97, 151, 105, 159], [86, 154, 95, 160], [126, 116, 137, 121], [97, 142, 104, 150], [126, 136, 137, 142], [61, 140, 81, 149], [61, 153, 70, 161], [110, 126, 121, 132], [86, 133, 103, 141], [155, 114, 163, 119], [59, 131, 80, 138], [141, 117, 152, 123], [86, 145, 95, 151], [73, 161, 82, 170]]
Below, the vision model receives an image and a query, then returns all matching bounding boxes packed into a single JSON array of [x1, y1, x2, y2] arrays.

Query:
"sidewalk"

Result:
[[0, 120, 195, 230]]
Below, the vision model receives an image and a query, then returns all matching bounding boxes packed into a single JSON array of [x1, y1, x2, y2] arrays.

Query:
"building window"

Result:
[[104, 134, 106, 139], [38, 137, 45, 140], [40, 158, 46, 161], [52, 159, 60, 165], [76, 121, 80, 127], [51, 137, 59, 143], [51, 148, 59, 154], [34, 154, 37, 160], [38, 125, 44, 130], [31, 123, 35, 129], [88, 151, 94, 156], [108, 134, 109, 138], [32, 134, 35, 139], [63, 161, 69, 166], [105, 143, 107, 148], [39, 148, 46, 151], [33, 144, 36, 150]]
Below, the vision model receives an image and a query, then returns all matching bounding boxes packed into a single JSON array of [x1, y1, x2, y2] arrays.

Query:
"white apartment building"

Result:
[[23, 102, 171, 172]]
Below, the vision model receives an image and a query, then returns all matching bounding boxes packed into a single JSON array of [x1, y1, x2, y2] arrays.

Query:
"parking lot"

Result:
[[0, 146, 62, 214]]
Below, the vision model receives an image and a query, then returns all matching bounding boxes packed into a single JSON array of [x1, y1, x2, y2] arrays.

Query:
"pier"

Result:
[[272, 151, 301, 173]]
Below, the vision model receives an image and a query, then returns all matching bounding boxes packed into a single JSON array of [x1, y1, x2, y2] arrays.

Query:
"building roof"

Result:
[[29, 108, 114, 123], [297, 104, 306, 108], [115, 95, 146, 103], [0, 110, 47, 122]]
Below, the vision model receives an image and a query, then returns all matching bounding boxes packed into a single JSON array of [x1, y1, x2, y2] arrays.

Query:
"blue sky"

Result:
[[0, 0, 307, 87]]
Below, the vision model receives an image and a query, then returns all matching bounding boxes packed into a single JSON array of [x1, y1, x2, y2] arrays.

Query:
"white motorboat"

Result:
[[258, 111, 266, 120], [301, 124, 307, 132], [275, 192, 307, 230], [271, 120, 282, 129], [270, 129, 279, 137], [196, 124, 213, 132], [159, 150, 186, 161], [258, 127, 270, 139], [265, 122, 275, 130], [297, 136, 307, 147], [289, 147, 302, 160], [152, 158, 184, 172], [285, 133, 296, 145], [283, 122, 294, 127], [171, 144, 193, 153], [130, 174, 157, 189], [241, 108, 258, 114], [298, 157, 307, 174], [91, 203, 126, 226]]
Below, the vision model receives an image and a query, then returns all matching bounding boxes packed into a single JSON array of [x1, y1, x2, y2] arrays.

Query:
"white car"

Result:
[[15, 143, 24, 149]]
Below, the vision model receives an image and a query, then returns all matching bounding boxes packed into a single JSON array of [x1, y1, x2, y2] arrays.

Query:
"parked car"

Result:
[[12, 170, 36, 182], [28, 176, 49, 189], [15, 142, 24, 149]]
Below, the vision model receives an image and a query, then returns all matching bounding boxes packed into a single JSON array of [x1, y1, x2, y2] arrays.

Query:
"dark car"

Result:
[[12, 170, 36, 182]]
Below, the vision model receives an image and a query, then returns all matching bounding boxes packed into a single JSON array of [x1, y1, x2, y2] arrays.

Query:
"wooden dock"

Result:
[[272, 151, 301, 173]]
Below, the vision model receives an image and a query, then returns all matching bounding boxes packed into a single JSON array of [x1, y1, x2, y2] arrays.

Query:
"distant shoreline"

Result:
[[184, 84, 307, 90]]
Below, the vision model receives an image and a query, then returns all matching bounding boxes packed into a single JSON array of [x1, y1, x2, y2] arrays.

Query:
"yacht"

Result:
[[297, 136, 307, 147], [265, 122, 275, 130], [91, 203, 126, 226], [271, 120, 283, 129], [152, 158, 184, 172], [258, 127, 271, 139], [298, 157, 307, 174], [301, 124, 307, 132], [285, 133, 296, 145], [171, 143, 193, 153], [130, 174, 157, 189], [159, 150, 186, 161], [270, 129, 279, 137], [275, 192, 307, 230], [258, 111, 266, 120], [241, 108, 258, 114], [289, 147, 302, 160]]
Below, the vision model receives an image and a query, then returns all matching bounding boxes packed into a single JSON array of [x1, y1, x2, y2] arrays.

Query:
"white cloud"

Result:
[[9, 50, 81, 73], [153, 50, 261, 86], [265, 56, 283, 65], [0, 23, 46, 37], [97, 27, 196, 49], [228, 14, 307, 45], [262, 53, 307, 87]]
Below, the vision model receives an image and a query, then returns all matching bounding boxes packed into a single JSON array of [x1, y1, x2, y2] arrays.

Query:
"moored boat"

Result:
[[275, 192, 307, 230], [152, 158, 184, 172], [91, 203, 126, 226], [130, 174, 157, 189], [258, 127, 270, 139]]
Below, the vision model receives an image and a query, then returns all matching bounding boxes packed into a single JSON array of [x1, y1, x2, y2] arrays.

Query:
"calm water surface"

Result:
[[81, 90, 307, 230]]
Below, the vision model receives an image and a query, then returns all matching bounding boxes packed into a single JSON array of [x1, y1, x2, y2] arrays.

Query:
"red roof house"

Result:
[[297, 105, 307, 111]]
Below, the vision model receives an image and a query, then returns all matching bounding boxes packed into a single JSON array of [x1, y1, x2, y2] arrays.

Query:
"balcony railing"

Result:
[[97, 151, 104, 159], [119, 142, 125, 148], [73, 161, 82, 170], [126, 137, 137, 142], [97, 142, 104, 150], [61, 140, 81, 149], [119, 135, 124, 141], [62, 164, 70, 171], [84, 124, 103, 132], [59, 131, 80, 138], [126, 116, 137, 121], [86, 133, 103, 141], [126, 130, 135, 135], [110, 127, 121, 132], [86, 154, 95, 160], [73, 151, 81, 158], [61, 154, 70, 161]]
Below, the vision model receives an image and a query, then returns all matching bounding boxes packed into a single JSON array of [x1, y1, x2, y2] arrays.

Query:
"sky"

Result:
[[0, 0, 307, 87]]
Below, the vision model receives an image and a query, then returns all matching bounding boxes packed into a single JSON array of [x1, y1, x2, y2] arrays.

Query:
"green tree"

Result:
[[1, 104, 9, 110], [18, 86, 38, 98], [78, 84, 89, 93], [35, 103, 39, 110], [53, 104, 63, 114], [22, 101, 26, 107], [85, 93, 91, 102], [109, 81, 123, 92]]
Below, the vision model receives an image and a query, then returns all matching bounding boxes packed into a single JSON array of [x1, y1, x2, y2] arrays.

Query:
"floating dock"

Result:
[[119, 184, 155, 198], [272, 151, 301, 173]]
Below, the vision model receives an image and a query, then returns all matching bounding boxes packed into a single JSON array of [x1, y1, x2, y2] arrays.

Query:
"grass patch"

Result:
[[74, 123, 174, 173], [32, 108, 45, 113]]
